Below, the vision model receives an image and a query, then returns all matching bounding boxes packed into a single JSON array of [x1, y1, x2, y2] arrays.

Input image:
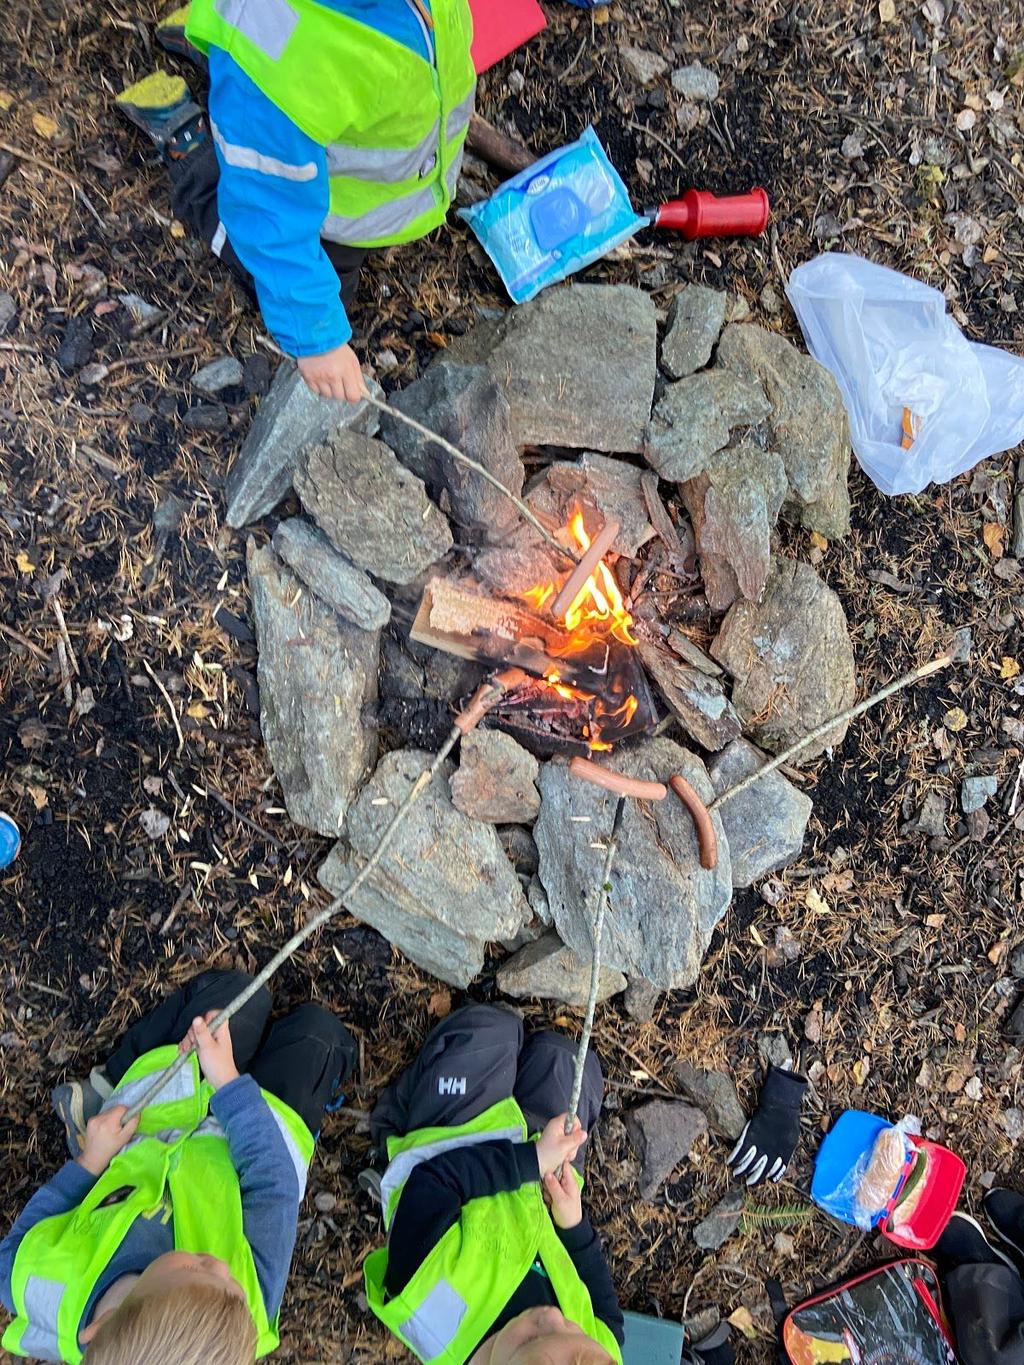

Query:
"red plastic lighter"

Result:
[[646, 187, 770, 240]]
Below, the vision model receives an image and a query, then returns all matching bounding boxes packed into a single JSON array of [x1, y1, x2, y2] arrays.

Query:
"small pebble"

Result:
[[182, 403, 229, 432]]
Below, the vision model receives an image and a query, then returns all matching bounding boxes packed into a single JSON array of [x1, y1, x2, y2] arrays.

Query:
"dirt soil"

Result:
[[2, 0, 1024, 1360]]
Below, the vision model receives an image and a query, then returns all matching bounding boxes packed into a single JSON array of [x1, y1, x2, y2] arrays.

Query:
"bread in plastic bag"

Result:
[[459, 127, 645, 303], [786, 252, 1024, 496]]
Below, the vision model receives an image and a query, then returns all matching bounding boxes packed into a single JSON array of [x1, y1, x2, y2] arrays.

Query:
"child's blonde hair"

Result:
[[84, 1280, 257, 1365]]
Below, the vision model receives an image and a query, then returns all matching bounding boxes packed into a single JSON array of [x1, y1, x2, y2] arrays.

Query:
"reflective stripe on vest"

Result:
[[446, 88, 475, 141], [98, 1058, 196, 1116], [322, 141, 466, 245], [400, 1279, 469, 1361], [211, 118, 317, 181], [214, 0, 298, 59], [380, 1124, 524, 1230], [18, 1277, 63, 1362]]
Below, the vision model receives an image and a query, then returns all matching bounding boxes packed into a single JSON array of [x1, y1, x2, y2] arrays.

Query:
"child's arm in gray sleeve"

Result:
[[0, 1163, 97, 1312], [209, 1075, 303, 1318]]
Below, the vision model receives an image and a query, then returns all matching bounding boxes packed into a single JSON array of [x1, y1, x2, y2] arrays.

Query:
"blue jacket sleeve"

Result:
[[205, 48, 351, 357], [0, 1162, 98, 1313], [209, 1076, 303, 1320]]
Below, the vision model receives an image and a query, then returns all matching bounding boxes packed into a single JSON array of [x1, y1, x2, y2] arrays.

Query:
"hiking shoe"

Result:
[[984, 1189, 1024, 1260], [933, 1211, 1018, 1275], [685, 1324, 734, 1365], [156, 4, 206, 66], [52, 1078, 106, 1158], [116, 70, 206, 158]]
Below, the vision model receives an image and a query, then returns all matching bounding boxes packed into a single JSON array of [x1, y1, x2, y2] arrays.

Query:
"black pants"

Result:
[[105, 969, 357, 1134], [947, 1262, 1024, 1365], [168, 140, 367, 315], [370, 1004, 604, 1172]]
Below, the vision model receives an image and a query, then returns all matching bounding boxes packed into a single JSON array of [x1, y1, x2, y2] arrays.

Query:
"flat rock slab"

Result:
[[717, 324, 851, 539], [319, 748, 529, 988], [661, 285, 727, 380], [225, 363, 382, 527], [247, 540, 378, 836], [295, 431, 452, 585], [541, 453, 655, 558], [673, 1062, 747, 1141], [644, 369, 771, 483], [193, 355, 243, 396], [381, 359, 525, 541], [448, 284, 658, 455], [637, 637, 741, 752], [680, 441, 788, 610], [712, 557, 856, 758], [451, 728, 541, 824], [709, 738, 812, 888], [535, 738, 732, 988], [272, 517, 391, 631], [625, 1100, 708, 1200], [693, 1192, 744, 1250], [497, 930, 626, 1006]]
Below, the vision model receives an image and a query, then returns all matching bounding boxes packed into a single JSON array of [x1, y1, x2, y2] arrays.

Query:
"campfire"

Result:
[[411, 505, 657, 756]]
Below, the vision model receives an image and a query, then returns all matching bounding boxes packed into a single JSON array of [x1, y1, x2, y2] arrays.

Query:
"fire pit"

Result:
[[410, 506, 657, 756]]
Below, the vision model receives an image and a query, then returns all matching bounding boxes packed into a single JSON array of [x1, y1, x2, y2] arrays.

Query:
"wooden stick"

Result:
[[105, 346, 204, 374], [565, 797, 625, 1131], [122, 675, 514, 1123], [0, 621, 48, 660], [708, 652, 954, 814], [465, 113, 536, 175], [365, 396, 580, 569], [143, 659, 185, 757]]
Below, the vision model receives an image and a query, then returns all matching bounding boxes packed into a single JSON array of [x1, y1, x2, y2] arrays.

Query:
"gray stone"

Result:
[[497, 930, 626, 1006], [644, 370, 771, 483], [962, 775, 998, 813], [693, 1192, 743, 1250], [673, 1062, 747, 1141], [758, 1034, 793, 1071], [625, 1100, 708, 1199], [622, 46, 669, 84], [450, 729, 541, 824], [661, 285, 728, 380], [535, 739, 733, 988], [192, 356, 243, 396], [680, 442, 788, 609], [708, 738, 813, 888], [624, 977, 662, 1024], [0, 292, 16, 332], [675, 103, 701, 134], [712, 558, 856, 758], [910, 791, 948, 838], [671, 63, 720, 102], [542, 453, 655, 558], [448, 285, 658, 455], [247, 540, 378, 836], [380, 359, 525, 541], [637, 638, 742, 752], [318, 748, 530, 988], [225, 363, 382, 527], [717, 325, 851, 539], [295, 431, 452, 585], [272, 518, 391, 631], [527, 875, 553, 926], [498, 825, 539, 878]]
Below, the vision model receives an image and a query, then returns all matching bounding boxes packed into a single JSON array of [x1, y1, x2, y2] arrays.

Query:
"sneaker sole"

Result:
[[51, 1084, 86, 1157], [982, 1198, 1024, 1263], [952, 1212, 1019, 1272]]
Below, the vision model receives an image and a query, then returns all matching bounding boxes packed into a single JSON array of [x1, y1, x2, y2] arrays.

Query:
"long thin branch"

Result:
[[566, 796, 625, 1131], [122, 677, 514, 1123], [708, 652, 953, 814], [365, 395, 580, 568]]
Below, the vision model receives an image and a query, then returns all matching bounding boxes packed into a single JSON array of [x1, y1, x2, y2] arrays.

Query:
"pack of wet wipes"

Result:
[[460, 127, 645, 303]]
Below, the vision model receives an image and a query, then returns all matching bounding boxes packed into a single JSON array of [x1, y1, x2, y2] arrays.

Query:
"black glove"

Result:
[[727, 1066, 807, 1187], [685, 1323, 734, 1365]]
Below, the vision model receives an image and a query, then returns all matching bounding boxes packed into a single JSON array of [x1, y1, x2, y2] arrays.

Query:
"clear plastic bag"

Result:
[[459, 126, 645, 303], [786, 252, 1024, 495], [811, 1114, 918, 1231]]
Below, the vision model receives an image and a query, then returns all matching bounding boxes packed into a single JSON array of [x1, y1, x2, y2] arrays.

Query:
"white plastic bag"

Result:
[[786, 252, 1024, 495]]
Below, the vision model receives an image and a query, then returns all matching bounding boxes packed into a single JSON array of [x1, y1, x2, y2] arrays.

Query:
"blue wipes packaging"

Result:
[[460, 127, 646, 303]]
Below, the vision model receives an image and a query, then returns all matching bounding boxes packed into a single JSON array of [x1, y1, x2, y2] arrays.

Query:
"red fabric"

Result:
[[469, 0, 547, 73]]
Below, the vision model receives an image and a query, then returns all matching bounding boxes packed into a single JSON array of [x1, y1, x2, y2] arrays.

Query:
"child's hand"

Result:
[[543, 1164, 584, 1230], [77, 1105, 140, 1176], [536, 1114, 587, 1177], [297, 343, 369, 404], [180, 1013, 239, 1091]]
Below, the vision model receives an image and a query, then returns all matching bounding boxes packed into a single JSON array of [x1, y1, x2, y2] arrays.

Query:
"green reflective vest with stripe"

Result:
[[185, 0, 476, 248], [364, 1097, 624, 1365], [2, 1045, 314, 1364]]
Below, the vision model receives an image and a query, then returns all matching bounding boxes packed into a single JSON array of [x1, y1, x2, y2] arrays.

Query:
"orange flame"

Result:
[[520, 510, 640, 751]]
